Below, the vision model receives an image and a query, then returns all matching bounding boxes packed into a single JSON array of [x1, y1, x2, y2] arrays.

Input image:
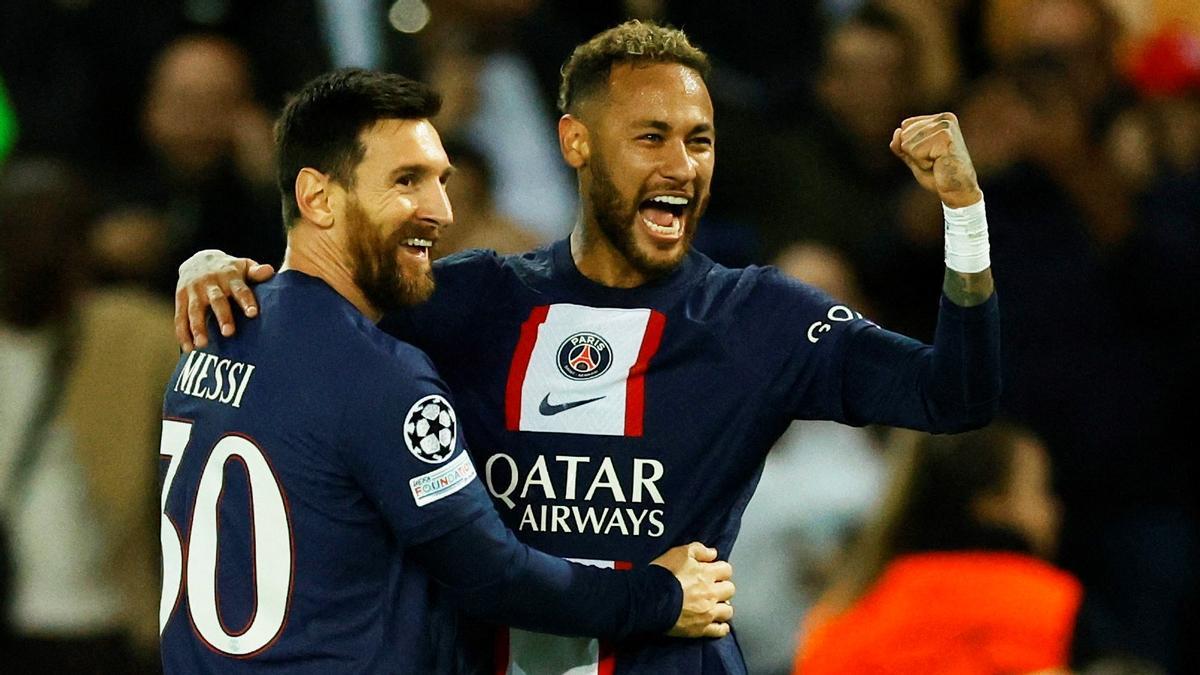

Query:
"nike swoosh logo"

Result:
[[539, 394, 605, 416]]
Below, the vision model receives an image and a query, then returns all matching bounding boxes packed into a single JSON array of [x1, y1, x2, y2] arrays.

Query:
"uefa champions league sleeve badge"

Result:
[[403, 394, 457, 463]]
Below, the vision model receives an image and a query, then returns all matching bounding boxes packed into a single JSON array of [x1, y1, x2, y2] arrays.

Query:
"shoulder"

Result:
[[415, 245, 553, 320], [347, 318, 443, 392], [690, 259, 853, 318], [433, 245, 554, 285], [425, 248, 513, 309], [432, 247, 508, 281], [262, 277, 444, 398], [340, 328, 463, 464], [736, 264, 838, 305]]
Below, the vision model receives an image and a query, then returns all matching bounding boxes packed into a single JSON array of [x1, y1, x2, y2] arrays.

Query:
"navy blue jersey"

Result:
[[159, 271, 493, 673], [381, 239, 1000, 674]]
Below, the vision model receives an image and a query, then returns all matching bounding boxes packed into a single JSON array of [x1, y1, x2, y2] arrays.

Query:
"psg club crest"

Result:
[[403, 395, 457, 463], [556, 332, 613, 380]]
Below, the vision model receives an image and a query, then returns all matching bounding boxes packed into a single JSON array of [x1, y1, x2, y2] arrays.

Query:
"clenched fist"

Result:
[[890, 112, 983, 208]]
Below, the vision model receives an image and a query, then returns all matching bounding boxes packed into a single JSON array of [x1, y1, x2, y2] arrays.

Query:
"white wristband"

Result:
[[943, 198, 990, 273]]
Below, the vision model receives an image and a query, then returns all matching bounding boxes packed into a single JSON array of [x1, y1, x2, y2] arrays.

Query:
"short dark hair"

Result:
[[557, 20, 711, 114], [274, 69, 441, 227]]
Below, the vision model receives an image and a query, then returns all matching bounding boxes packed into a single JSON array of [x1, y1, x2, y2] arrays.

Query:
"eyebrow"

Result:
[[387, 163, 456, 182], [631, 120, 715, 136]]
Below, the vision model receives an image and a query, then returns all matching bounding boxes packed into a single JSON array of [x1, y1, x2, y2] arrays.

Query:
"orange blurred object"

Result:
[[794, 552, 1082, 675]]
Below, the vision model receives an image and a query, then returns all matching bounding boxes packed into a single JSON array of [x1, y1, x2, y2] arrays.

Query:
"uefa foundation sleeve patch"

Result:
[[505, 304, 666, 436], [409, 451, 477, 506]]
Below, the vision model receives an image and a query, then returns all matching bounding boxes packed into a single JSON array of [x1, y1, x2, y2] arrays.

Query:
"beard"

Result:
[[343, 196, 435, 314], [588, 148, 703, 279]]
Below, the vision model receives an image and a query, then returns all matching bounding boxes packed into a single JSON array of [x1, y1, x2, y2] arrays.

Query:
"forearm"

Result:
[[942, 268, 994, 307], [940, 196, 994, 308], [842, 292, 1000, 432], [412, 513, 681, 639]]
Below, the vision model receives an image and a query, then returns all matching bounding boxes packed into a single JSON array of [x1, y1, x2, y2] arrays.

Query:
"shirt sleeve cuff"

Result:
[[628, 563, 683, 635]]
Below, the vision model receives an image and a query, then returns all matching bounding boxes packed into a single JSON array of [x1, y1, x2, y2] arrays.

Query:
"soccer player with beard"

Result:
[[158, 69, 735, 674], [176, 22, 1000, 674]]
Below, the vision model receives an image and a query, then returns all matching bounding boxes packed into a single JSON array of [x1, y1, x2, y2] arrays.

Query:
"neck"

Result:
[[281, 223, 381, 322], [569, 217, 653, 289]]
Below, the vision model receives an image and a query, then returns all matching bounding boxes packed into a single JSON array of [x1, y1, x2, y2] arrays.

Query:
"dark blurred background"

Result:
[[0, 1, 1195, 673]]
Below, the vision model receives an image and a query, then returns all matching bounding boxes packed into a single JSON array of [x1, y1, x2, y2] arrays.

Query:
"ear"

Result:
[[294, 168, 336, 228], [558, 114, 591, 169]]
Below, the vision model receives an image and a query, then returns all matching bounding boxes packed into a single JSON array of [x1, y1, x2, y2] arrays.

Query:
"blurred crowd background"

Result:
[[0, 0, 1196, 673]]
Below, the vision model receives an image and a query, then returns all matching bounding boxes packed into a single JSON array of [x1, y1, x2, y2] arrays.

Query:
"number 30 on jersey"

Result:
[[159, 419, 294, 657]]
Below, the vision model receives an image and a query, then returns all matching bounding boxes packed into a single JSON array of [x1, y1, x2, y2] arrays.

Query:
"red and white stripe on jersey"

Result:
[[505, 304, 665, 437], [494, 558, 632, 675]]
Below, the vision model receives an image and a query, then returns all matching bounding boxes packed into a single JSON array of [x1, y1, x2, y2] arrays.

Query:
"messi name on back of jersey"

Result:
[[172, 349, 256, 409]]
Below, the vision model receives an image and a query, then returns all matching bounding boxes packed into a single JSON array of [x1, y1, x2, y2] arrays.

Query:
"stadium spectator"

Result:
[[439, 138, 544, 257], [794, 424, 1089, 674], [958, 2, 1199, 666], [419, 10, 580, 242], [98, 34, 282, 293], [751, 4, 954, 339], [0, 158, 174, 673]]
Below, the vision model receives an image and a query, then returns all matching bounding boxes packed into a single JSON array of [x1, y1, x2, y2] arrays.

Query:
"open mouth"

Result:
[[638, 195, 689, 240]]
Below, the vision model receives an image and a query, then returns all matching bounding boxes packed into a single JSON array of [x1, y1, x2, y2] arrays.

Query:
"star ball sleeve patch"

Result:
[[403, 394, 458, 463], [505, 304, 666, 437]]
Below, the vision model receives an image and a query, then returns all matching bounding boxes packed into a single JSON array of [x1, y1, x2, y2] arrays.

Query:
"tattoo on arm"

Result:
[[943, 268, 994, 307]]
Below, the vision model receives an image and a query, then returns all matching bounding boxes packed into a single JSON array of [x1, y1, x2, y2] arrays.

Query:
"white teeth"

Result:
[[642, 216, 681, 236], [402, 238, 433, 247], [649, 195, 689, 206]]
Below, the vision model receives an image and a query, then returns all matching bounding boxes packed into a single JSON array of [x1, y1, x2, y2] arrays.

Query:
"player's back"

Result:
[[159, 271, 485, 673]]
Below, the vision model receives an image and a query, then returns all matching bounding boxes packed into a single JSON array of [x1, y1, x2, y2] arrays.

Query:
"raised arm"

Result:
[[174, 249, 274, 351], [841, 112, 999, 432], [890, 112, 994, 308]]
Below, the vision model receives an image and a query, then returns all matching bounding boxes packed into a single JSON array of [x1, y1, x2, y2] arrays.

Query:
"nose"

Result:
[[418, 181, 454, 230], [657, 139, 698, 184]]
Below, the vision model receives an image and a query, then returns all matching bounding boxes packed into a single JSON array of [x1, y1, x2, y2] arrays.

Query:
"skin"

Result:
[[818, 22, 912, 157], [176, 113, 737, 639], [973, 438, 1061, 558], [285, 118, 452, 322], [173, 58, 999, 644], [143, 36, 273, 184], [889, 112, 995, 306], [559, 62, 714, 288], [177, 62, 994, 340]]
